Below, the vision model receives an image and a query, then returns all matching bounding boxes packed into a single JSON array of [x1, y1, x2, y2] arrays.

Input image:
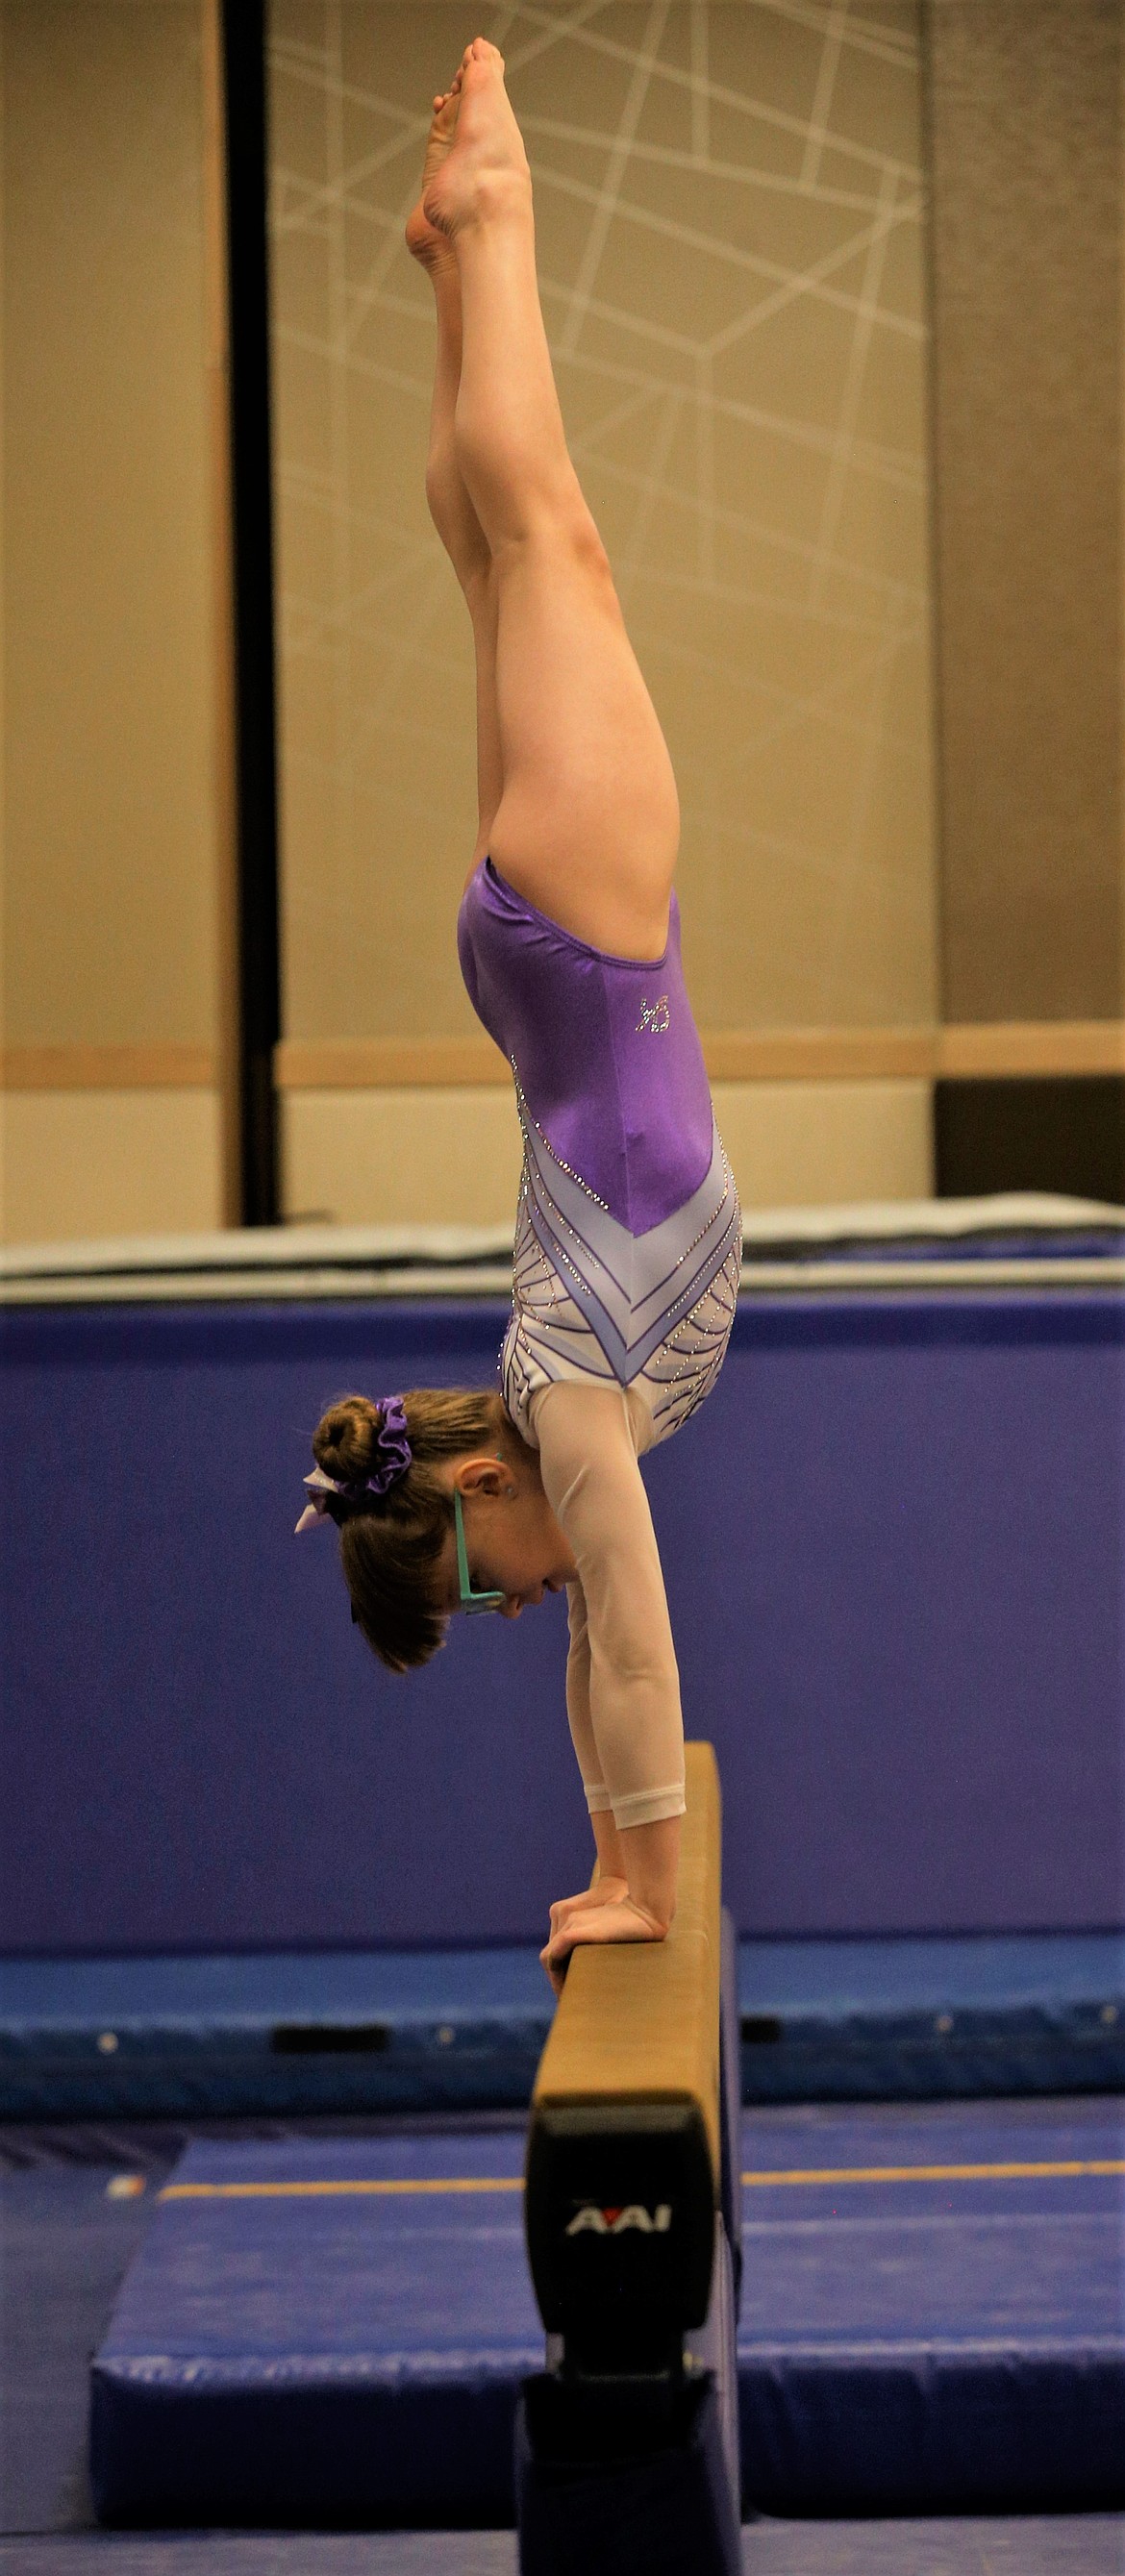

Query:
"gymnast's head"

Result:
[[301, 1389, 575, 1671]]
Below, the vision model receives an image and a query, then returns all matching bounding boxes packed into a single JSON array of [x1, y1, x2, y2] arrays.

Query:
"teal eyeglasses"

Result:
[[453, 1487, 506, 1615]]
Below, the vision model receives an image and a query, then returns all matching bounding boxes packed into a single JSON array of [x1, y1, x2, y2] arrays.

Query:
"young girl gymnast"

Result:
[[296, 39, 741, 1989]]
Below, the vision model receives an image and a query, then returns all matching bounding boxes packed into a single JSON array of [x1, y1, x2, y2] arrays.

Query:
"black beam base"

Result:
[[515, 2363, 741, 2576]]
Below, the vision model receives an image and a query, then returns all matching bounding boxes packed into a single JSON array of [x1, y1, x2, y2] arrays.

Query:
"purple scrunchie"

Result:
[[294, 1396, 412, 1534]]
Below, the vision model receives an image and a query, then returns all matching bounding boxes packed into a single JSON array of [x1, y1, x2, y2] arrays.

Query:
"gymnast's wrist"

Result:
[[624, 1896, 670, 1939], [590, 1809, 628, 1884], [619, 1814, 680, 1936]]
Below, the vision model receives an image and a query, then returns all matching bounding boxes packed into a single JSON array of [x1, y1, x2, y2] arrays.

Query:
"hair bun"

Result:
[[312, 1393, 384, 1487]]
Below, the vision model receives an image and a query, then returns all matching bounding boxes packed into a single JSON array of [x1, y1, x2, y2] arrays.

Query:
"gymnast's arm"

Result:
[[531, 1380, 685, 1973]]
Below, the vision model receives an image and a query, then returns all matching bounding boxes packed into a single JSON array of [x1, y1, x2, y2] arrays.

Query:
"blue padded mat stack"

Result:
[[0, 1948, 552, 2120], [90, 2131, 537, 2528], [736, 2096, 1125, 2512], [7, 1934, 1124, 2119], [90, 2094, 1125, 2524], [737, 1931, 1125, 2104]]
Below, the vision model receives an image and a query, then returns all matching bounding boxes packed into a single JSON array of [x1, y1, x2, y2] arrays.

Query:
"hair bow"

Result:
[[294, 1396, 412, 1535]]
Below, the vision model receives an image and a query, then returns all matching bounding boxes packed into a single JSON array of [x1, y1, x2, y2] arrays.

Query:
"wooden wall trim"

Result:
[[1, 1046, 218, 1090], [705, 1029, 936, 1081], [276, 1023, 1125, 1089], [937, 1020, 1125, 1076], [275, 1038, 512, 1089], [5, 1023, 1123, 1093], [715, 1023, 1125, 1079]]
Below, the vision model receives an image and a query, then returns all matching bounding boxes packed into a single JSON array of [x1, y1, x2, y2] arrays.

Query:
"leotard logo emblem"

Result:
[[636, 994, 670, 1035]]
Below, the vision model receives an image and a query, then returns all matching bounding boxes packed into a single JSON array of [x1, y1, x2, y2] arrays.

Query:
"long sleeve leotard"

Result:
[[530, 1380, 686, 1828], [457, 856, 739, 1824]]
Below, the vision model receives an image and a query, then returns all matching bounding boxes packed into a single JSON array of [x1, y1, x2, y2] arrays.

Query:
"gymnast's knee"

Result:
[[495, 505, 617, 603], [456, 427, 610, 564]]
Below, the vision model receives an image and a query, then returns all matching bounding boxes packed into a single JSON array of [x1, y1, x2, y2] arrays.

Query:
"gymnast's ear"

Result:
[[454, 1455, 512, 1497]]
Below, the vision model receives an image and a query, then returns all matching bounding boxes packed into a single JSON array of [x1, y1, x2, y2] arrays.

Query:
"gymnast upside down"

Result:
[[297, 39, 741, 1991]]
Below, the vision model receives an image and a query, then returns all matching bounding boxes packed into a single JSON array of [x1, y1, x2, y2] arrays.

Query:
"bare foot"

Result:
[[421, 38, 530, 239], [405, 83, 462, 269]]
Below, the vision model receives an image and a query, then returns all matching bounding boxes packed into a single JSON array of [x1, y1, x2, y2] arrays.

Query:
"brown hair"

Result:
[[311, 1388, 501, 1673]]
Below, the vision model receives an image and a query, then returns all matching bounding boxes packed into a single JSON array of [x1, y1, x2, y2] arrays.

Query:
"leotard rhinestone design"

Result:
[[501, 1062, 741, 1443]]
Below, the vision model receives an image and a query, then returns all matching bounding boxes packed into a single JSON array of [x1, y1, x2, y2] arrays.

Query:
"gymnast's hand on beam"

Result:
[[539, 1895, 667, 1996], [547, 1877, 629, 1938]]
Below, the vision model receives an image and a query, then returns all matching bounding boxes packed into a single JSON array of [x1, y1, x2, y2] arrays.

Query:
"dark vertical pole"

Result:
[[220, 0, 281, 1225]]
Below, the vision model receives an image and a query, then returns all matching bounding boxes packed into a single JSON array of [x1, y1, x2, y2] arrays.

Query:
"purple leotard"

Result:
[[457, 857, 740, 1427], [459, 857, 713, 1233]]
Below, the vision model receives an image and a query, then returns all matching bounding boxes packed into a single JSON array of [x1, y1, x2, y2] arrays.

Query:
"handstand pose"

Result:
[[298, 41, 741, 1988]]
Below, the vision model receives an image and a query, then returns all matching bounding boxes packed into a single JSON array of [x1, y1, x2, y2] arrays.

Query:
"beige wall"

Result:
[[0, 0, 224, 1242], [283, 1086, 525, 1229], [7, 6, 1119, 1247], [925, 0, 1125, 1025], [270, 0, 939, 1217], [3, 1090, 223, 1245], [712, 1075, 931, 1207]]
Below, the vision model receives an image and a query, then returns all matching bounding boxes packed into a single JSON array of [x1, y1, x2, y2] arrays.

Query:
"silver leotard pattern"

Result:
[[501, 1076, 741, 1447]]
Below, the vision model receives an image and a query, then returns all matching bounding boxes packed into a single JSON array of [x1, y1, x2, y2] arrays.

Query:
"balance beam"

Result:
[[516, 1741, 742, 2576]]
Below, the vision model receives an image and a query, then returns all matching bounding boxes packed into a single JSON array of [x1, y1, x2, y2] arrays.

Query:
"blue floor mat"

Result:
[[3, 2527, 1125, 2576], [88, 2096, 1125, 2523], [734, 2096, 1125, 2508], [1, 2149, 164, 2535], [0, 2113, 515, 2541], [5, 1935, 1123, 2117]]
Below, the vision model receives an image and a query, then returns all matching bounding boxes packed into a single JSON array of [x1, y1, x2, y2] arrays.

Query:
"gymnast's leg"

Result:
[[407, 82, 502, 867], [424, 38, 680, 963]]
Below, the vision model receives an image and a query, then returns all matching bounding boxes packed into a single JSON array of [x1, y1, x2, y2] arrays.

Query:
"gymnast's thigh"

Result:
[[486, 522, 680, 961]]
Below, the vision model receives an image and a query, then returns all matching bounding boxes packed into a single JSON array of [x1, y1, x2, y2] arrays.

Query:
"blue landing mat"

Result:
[[7, 1935, 1124, 2118], [90, 2096, 1125, 2523]]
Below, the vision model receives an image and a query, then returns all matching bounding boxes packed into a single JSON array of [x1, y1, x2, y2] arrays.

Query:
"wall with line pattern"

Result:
[[268, 0, 938, 1068], [3, 5, 1118, 1239]]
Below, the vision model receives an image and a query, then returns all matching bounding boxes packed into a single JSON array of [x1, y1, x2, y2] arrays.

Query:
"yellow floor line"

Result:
[[160, 2157, 1125, 2204], [739, 2159, 1125, 2187], [160, 2177, 525, 2201]]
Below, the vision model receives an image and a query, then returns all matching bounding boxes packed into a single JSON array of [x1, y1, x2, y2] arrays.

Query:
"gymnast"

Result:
[[297, 39, 741, 1989]]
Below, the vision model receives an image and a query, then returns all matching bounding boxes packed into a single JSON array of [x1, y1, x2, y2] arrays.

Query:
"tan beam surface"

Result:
[[532, 1740, 722, 2192]]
